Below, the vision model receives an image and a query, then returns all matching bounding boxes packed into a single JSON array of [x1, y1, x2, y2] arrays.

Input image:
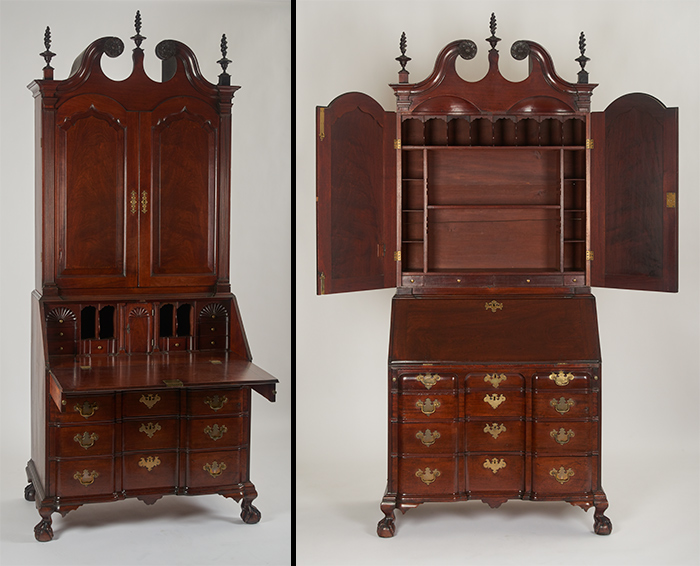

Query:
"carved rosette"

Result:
[[458, 40, 477, 60], [510, 40, 530, 61]]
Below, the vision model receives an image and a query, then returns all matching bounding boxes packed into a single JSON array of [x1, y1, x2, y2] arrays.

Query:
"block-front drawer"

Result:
[[187, 416, 245, 450], [396, 456, 457, 497], [398, 393, 458, 420], [122, 451, 178, 491], [122, 418, 179, 451], [50, 395, 115, 424], [465, 390, 525, 417], [55, 424, 114, 457], [532, 421, 594, 454], [465, 420, 525, 452], [532, 456, 592, 495], [398, 422, 458, 455], [188, 389, 246, 416], [187, 450, 244, 489], [533, 391, 593, 419], [122, 391, 179, 417], [467, 454, 524, 493], [56, 457, 114, 498], [533, 370, 596, 390], [397, 371, 456, 392]]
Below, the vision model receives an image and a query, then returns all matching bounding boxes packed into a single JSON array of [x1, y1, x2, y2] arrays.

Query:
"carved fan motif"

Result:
[[199, 303, 228, 320], [46, 307, 77, 324], [129, 307, 150, 318]]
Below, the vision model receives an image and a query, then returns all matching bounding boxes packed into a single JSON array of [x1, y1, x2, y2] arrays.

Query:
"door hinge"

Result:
[[319, 108, 325, 141], [394, 139, 401, 150], [319, 272, 325, 295], [586, 250, 594, 261], [377, 244, 386, 258], [586, 139, 594, 149], [666, 192, 676, 208], [394, 251, 402, 262]]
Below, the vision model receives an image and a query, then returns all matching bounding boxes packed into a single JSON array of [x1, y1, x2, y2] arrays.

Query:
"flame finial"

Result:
[[131, 10, 146, 49], [217, 34, 232, 86], [396, 31, 411, 72], [487, 13, 501, 50], [576, 31, 590, 84], [40, 26, 56, 76]]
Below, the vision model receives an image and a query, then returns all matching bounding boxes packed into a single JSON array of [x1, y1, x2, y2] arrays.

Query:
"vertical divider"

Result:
[[423, 148, 428, 273], [559, 149, 565, 272]]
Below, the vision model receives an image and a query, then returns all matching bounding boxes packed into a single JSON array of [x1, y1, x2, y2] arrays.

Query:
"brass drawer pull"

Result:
[[550, 427, 575, 445], [416, 373, 441, 390], [484, 373, 507, 388], [74, 401, 98, 419], [73, 431, 99, 450], [415, 467, 440, 485], [550, 397, 575, 414], [415, 429, 440, 447], [550, 466, 575, 484], [203, 461, 227, 478], [549, 371, 575, 387], [483, 423, 507, 439], [204, 423, 228, 441], [484, 393, 506, 409], [139, 393, 161, 409], [483, 457, 507, 474], [73, 469, 99, 487], [204, 395, 228, 411], [139, 422, 162, 438], [415, 398, 440, 416], [138, 456, 161, 472]]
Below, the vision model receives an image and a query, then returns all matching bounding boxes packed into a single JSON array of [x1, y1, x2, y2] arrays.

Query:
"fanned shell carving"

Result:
[[129, 307, 150, 318], [199, 303, 228, 320], [46, 307, 77, 323]]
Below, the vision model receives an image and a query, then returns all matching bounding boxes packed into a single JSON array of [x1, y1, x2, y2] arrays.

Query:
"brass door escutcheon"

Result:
[[204, 423, 228, 441], [73, 469, 99, 487], [203, 461, 227, 477], [74, 401, 98, 419], [138, 456, 161, 472], [483, 423, 507, 439], [141, 190, 148, 214], [485, 300, 503, 313], [139, 422, 162, 438], [415, 467, 440, 485], [130, 190, 138, 214], [204, 395, 228, 411], [484, 393, 506, 409], [483, 458, 507, 474], [416, 398, 440, 416], [550, 397, 575, 414], [549, 371, 575, 387], [73, 431, 99, 450], [484, 373, 507, 388], [416, 372, 441, 390], [139, 393, 161, 409], [415, 429, 441, 447], [550, 427, 575, 445], [550, 466, 575, 484]]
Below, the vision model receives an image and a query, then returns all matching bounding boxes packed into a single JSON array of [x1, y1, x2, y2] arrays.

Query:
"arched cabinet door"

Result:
[[139, 97, 219, 288], [316, 92, 397, 295], [589, 93, 678, 292], [54, 95, 139, 289]]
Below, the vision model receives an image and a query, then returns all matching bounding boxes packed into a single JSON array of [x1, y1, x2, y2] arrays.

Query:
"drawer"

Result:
[[187, 449, 244, 489], [465, 420, 525, 452], [534, 371, 596, 390], [398, 371, 456, 392], [122, 451, 178, 491], [47, 324, 77, 341], [398, 393, 458, 420], [465, 372, 524, 391], [56, 457, 114, 498], [79, 339, 115, 355], [467, 455, 525, 493], [532, 456, 592, 495], [398, 422, 458, 455], [533, 391, 594, 419], [122, 391, 179, 417], [198, 321, 229, 338], [397, 456, 458, 497], [187, 389, 246, 416], [55, 424, 114, 457], [160, 337, 190, 351], [48, 340, 76, 356], [50, 395, 115, 424], [533, 421, 594, 454], [199, 336, 229, 350], [187, 416, 245, 450], [465, 390, 525, 417], [123, 418, 179, 451]]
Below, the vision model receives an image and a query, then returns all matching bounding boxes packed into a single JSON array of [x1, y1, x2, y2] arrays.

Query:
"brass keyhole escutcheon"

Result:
[[551, 427, 575, 445], [416, 398, 440, 416], [139, 422, 162, 439], [485, 300, 503, 313], [484, 373, 507, 388], [138, 456, 161, 472], [483, 423, 507, 439], [484, 393, 506, 409], [415, 429, 440, 447], [483, 458, 507, 474], [415, 467, 440, 485], [139, 393, 161, 409], [73, 431, 98, 450], [550, 397, 575, 414]]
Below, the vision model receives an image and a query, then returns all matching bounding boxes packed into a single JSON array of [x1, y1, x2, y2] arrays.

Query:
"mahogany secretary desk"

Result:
[[25, 15, 277, 541], [316, 16, 678, 537]]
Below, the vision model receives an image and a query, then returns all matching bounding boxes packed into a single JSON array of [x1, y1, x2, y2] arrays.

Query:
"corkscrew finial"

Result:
[[131, 10, 146, 49], [487, 13, 501, 50], [40, 26, 56, 78], [217, 34, 232, 86], [576, 31, 590, 84]]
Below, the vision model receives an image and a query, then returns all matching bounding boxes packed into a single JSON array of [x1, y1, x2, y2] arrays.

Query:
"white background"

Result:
[[0, 1, 291, 564], [296, 1, 699, 565]]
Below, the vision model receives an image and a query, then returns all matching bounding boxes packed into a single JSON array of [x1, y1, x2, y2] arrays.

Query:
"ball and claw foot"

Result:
[[34, 518, 54, 542], [240, 501, 261, 524], [24, 482, 36, 502], [594, 513, 612, 535], [377, 516, 396, 538]]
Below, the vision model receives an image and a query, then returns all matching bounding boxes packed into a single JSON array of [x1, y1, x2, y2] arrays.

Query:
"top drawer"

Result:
[[50, 394, 115, 423], [187, 389, 247, 416], [122, 390, 179, 417], [534, 371, 596, 390], [398, 372, 455, 392], [465, 372, 524, 391]]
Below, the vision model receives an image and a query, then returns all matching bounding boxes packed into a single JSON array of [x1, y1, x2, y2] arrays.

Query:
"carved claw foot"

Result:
[[377, 515, 396, 538], [24, 482, 36, 502], [240, 501, 261, 524], [594, 512, 612, 535], [34, 508, 54, 542]]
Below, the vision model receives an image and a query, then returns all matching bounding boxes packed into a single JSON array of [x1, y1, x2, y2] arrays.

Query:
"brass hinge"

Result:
[[319, 108, 325, 141], [377, 244, 386, 258], [394, 139, 401, 150], [394, 250, 402, 262], [586, 139, 594, 149], [666, 192, 676, 208], [319, 272, 325, 295], [586, 250, 594, 261]]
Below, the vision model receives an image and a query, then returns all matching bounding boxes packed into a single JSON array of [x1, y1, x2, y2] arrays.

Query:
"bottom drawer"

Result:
[[56, 457, 114, 498], [532, 456, 592, 495], [122, 451, 178, 491], [467, 454, 524, 493], [187, 450, 244, 489], [396, 456, 457, 497]]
